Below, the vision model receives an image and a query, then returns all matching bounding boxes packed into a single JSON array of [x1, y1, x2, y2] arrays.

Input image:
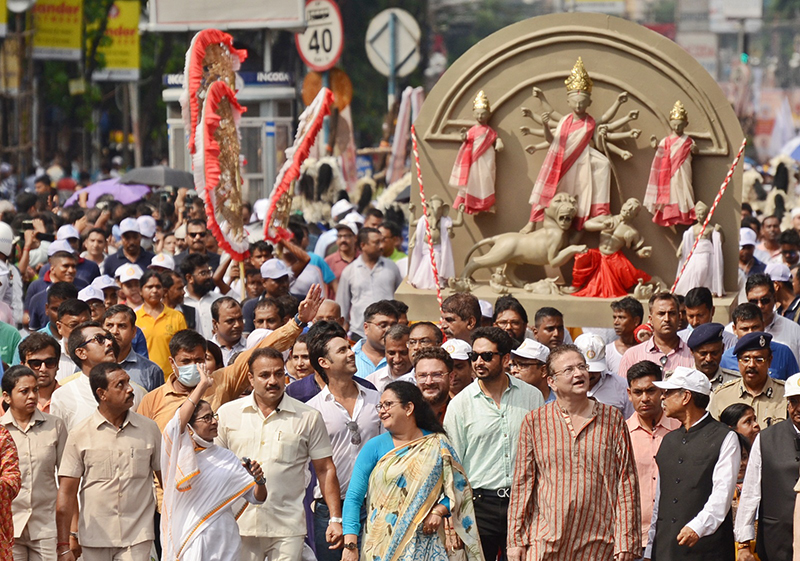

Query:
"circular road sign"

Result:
[[295, 0, 344, 72], [365, 8, 421, 78]]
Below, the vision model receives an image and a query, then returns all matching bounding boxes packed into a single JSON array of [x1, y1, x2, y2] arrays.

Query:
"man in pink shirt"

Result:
[[625, 360, 681, 557], [324, 224, 359, 279], [617, 292, 695, 380]]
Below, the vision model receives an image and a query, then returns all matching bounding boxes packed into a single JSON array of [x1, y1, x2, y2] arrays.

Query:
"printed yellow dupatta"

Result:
[[361, 433, 484, 561]]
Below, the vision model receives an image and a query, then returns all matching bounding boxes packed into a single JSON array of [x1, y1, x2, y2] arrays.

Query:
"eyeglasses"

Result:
[[417, 372, 447, 381], [510, 361, 542, 370], [552, 363, 590, 377], [78, 333, 113, 348], [195, 413, 219, 423], [25, 357, 58, 369], [748, 296, 774, 306], [345, 421, 361, 445], [376, 400, 400, 412], [407, 338, 435, 347], [738, 356, 768, 364], [367, 321, 395, 330], [187, 232, 206, 238], [194, 268, 213, 278], [468, 351, 501, 362], [495, 320, 524, 328]]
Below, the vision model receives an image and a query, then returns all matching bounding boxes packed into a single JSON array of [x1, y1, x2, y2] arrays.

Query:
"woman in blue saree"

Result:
[[341, 381, 483, 561]]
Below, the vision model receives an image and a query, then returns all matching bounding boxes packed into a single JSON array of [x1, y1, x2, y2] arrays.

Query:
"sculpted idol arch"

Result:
[[400, 13, 743, 324]]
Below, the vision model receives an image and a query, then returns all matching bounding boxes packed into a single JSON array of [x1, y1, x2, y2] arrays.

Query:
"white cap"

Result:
[[246, 328, 274, 349], [115, 263, 143, 283], [261, 258, 291, 280], [479, 299, 493, 318], [0, 222, 12, 257], [47, 239, 76, 257], [174, 223, 187, 239], [56, 224, 80, 241], [511, 338, 550, 362], [785, 373, 800, 397], [137, 215, 157, 238], [344, 210, 364, 225], [78, 285, 104, 303], [574, 333, 607, 372], [653, 365, 712, 396], [119, 217, 140, 235], [766, 262, 792, 283], [740, 227, 757, 248], [149, 253, 175, 271], [792, 207, 800, 220], [92, 275, 119, 291], [331, 199, 355, 219], [334, 222, 358, 236], [441, 339, 471, 361], [253, 198, 269, 222], [112, 155, 123, 166]]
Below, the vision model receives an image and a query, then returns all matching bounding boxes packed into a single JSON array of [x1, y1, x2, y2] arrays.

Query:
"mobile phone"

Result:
[[242, 457, 252, 471]]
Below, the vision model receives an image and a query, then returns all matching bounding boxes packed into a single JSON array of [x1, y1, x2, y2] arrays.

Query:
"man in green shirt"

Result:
[[379, 222, 407, 262]]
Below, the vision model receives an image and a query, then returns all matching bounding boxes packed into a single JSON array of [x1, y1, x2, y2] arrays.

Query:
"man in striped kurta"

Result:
[[507, 344, 641, 561]]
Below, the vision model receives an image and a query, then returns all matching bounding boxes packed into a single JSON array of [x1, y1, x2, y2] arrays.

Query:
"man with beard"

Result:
[[414, 346, 453, 421], [532, 307, 567, 350], [493, 296, 528, 344], [442, 339, 474, 398], [55, 362, 162, 561], [211, 298, 246, 367], [618, 292, 695, 380], [18, 332, 61, 413], [734, 372, 800, 561], [173, 218, 221, 269], [102, 217, 156, 274], [440, 293, 481, 342], [710, 332, 787, 428], [407, 321, 443, 362], [51, 322, 146, 431], [645, 366, 739, 561], [687, 323, 737, 390], [161, 270, 197, 331], [306, 322, 381, 561], [607, 297, 643, 375], [509, 338, 553, 403], [444, 327, 543, 561], [180, 253, 220, 339], [508, 345, 640, 561], [353, 301, 398, 379], [366, 323, 414, 392], [103, 304, 163, 392], [217, 347, 342, 561]]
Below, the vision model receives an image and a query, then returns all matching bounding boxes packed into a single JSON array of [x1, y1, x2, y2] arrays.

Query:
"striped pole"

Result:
[[671, 137, 747, 293], [410, 124, 444, 313]]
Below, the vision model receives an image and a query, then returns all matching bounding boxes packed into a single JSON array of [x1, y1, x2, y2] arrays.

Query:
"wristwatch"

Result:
[[293, 314, 307, 328], [736, 541, 752, 550], [344, 543, 357, 551], [329, 516, 343, 524]]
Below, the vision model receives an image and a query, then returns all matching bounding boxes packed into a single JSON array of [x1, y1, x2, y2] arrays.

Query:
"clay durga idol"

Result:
[[674, 200, 724, 296], [567, 197, 652, 298], [407, 195, 465, 289], [643, 100, 698, 226], [448, 91, 504, 214], [520, 57, 641, 232]]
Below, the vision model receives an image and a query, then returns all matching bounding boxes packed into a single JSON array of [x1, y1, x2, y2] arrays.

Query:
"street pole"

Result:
[[388, 10, 396, 111]]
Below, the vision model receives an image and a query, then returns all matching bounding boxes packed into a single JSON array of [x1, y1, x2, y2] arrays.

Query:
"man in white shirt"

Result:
[[211, 297, 247, 366], [645, 367, 740, 560], [575, 333, 633, 418], [366, 324, 415, 392], [306, 321, 382, 561], [180, 253, 221, 339], [742, 272, 800, 364]]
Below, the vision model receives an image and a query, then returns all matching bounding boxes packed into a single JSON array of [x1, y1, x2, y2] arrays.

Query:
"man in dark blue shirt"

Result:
[[102, 217, 155, 274]]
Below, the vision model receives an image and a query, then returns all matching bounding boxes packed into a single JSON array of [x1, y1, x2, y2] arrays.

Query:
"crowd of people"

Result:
[[0, 169, 798, 561]]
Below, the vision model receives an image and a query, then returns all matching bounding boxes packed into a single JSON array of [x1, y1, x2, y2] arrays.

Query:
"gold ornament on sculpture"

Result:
[[564, 57, 593, 93], [669, 100, 688, 121], [473, 90, 491, 112]]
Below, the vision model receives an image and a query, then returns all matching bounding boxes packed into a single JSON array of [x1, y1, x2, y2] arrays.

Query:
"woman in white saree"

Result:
[[160, 365, 267, 561]]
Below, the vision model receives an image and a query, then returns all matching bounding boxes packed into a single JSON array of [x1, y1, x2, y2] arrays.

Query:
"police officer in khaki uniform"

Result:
[[709, 332, 786, 428], [687, 323, 739, 391]]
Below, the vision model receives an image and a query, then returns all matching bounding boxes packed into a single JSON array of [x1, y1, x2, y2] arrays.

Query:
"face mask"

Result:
[[176, 363, 201, 387], [189, 425, 214, 448]]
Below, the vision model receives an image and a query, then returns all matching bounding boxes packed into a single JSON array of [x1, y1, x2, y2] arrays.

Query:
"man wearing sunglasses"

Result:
[[710, 331, 787, 428], [307, 321, 381, 561], [444, 327, 544, 561], [742, 272, 800, 365], [172, 218, 221, 270], [18, 332, 61, 413], [50, 321, 146, 431]]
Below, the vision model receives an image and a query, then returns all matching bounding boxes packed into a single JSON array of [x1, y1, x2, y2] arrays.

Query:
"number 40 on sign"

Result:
[[295, 0, 344, 73]]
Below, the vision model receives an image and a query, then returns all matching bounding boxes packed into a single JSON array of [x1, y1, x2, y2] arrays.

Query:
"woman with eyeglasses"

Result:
[[135, 270, 187, 376], [341, 381, 483, 561], [160, 360, 266, 561]]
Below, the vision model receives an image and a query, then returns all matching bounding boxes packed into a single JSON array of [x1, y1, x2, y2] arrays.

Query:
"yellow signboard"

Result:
[[0, 0, 7, 38], [32, 0, 83, 61], [92, 0, 140, 81]]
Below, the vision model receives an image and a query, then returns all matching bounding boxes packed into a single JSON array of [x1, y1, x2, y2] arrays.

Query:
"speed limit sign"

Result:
[[295, 0, 344, 72]]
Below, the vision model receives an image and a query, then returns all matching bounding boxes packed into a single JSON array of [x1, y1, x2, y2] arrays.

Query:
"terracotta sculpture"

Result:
[[449, 91, 504, 214], [643, 100, 698, 226], [520, 58, 641, 232], [567, 197, 652, 298], [674, 200, 724, 296], [449, 192, 586, 292], [407, 196, 464, 289]]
